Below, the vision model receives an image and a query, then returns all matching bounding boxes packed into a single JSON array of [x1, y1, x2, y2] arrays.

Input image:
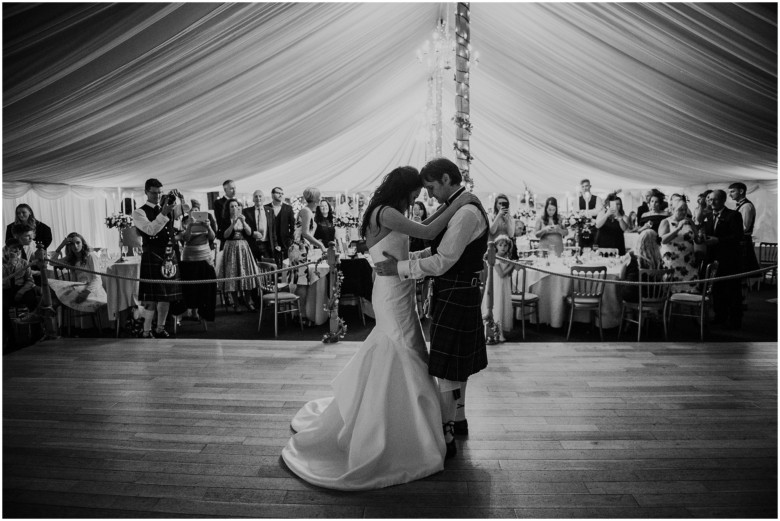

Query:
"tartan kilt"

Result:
[[139, 250, 182, 302], [428, 276, 488, 382]]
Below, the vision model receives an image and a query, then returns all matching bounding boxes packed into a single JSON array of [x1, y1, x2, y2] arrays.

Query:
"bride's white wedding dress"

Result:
[[281, 230, 445, 490]]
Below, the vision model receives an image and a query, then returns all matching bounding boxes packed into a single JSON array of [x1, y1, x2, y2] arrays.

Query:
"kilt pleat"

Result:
[[428, 278, 488, 382]]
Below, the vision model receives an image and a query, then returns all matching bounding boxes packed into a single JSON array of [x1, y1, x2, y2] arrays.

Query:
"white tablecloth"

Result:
[[283, 257, 330, 325], [104, 257, 141, 318], [515, 260, 624, 329]]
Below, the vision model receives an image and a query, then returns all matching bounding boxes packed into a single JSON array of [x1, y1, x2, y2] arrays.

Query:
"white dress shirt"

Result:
[[255, 206, 267, 241], [132, 203, 170, 237], [397, 203, 487, 280]]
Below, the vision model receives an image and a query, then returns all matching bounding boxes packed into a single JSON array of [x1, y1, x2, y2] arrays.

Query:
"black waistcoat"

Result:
[[136, 205, 176, 251]]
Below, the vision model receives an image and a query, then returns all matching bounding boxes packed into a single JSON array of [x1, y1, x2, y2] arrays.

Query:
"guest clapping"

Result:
[[489, 194, 515, 241], [219, 199, 259, 313], [533, 197, 567, 256], [595, 195, 629, 255], [5, 204, 52, 250]]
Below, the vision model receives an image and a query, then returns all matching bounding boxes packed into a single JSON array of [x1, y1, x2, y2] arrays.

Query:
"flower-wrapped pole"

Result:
[[323, 242, 347, 343], [483, 241, 502, 345], [455, 2, 474, 191]]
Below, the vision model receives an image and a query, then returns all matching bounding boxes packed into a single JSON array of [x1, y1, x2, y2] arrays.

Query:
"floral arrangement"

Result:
[[322, 268, 347, 343], [512, 209, 537, 221], [485, 318, 502, 345], [291, 196, 305, 217], [565, 211, 593, 240], [105, 213, 134, 229], [334, 213, 360, 229]]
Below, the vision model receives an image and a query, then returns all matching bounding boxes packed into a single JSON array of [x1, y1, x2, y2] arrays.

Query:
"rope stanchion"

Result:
[[498, 255, 778, 286]]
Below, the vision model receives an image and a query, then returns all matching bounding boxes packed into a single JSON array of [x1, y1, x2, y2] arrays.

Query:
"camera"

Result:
[[499, 201, 508, 209], [164, 190, 179, 205]]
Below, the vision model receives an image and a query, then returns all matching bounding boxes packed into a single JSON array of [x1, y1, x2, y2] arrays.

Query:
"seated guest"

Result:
[[11, 223, 42, 282], [595, 194, 629, 255], [219, 198, 259, 313], [313, 199, 336, 248], [3, 239, 39, 312], [659, 202, 698, 293], [622, 229, 662, 303], [5, 203, 53, 250], [637, 193, 669, 234], [533, 197, 567, 256], [481, 235, 515, 342], [49, 232, 107, 321], [409, 201, 429, 253], [178, 206, 217, 323]]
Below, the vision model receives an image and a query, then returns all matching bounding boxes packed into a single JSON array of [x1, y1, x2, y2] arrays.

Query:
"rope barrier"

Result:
[[44, 256, 328, 285], [497, 255, 777, 286]]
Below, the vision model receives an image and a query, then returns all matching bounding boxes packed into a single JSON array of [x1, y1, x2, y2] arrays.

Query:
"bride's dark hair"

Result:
[[360, 166, 422, 239]]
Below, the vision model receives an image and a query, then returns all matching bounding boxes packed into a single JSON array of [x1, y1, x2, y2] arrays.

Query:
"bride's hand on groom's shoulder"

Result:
[[453, 191, 480, 209]]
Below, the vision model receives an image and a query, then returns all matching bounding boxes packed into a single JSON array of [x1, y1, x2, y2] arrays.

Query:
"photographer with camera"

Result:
[[132, 178, 189, 338], [489, 194, 516, 243]]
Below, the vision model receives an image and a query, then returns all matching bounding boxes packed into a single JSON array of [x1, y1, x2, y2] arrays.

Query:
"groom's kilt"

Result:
[[139, 249, 182, 302], [428, 275, 488, 382]]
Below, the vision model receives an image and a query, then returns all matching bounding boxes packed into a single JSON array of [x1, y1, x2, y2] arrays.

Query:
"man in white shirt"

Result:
[[132, 178, 188, 338], [374, 158, 489, 459]]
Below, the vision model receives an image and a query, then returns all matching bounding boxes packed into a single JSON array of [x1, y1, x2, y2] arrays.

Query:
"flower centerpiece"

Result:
[[565, 211, 593, 248], [105, 213, 134, 262], [334, 213, 360, 229], [322, 268, 347, 343]]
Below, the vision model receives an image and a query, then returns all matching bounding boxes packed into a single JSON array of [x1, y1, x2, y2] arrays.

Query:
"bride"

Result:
[[281, 166, 477, 490]]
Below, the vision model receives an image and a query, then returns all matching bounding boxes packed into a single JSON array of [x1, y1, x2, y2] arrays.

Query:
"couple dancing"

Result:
[[281, 158, 489, 490]]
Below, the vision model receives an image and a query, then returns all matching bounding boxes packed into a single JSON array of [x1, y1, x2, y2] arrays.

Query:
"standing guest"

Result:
[[659, 202, 698, 292], [489, 193, 516, 242], [637, 193, 669, 234], [635, 189, 654, 221], [132, 179, 187, 339], [728, 182, 759, 303], [594, 194, 629, 255], [621, 229, 663, 303], [189, 199, 217, 249], [627, 211, 638, 232], [5, 203, 53, 250], [694, 190, 713, 225], [701, 189, 744, 329], [409, 200, 429, 252], [293, 188, 326, 254], [481, 234, 515, 341], [313, 199, 336, 247], [534, 197, 567, 256], [10, 223, 38, 263], [49, 232, 107, 322], [577, 179, 600, 248], [219, 199, 259, 313], [266, 186, 295, 267], [213, 180, 237, 250], [179, 205, 217, 323], [244, 190, 277, 263]]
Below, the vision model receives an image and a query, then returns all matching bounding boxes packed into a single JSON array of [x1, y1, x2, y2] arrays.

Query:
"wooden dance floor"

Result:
[[3, 338, 777, 518]]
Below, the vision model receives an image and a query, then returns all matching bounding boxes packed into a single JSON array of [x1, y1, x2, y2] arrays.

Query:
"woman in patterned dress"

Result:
[[659, 201, 698, 293], [219, 198, 259, 313]]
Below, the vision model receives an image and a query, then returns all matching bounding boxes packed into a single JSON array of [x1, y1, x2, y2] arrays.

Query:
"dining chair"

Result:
[[618, 268, 672, 341], [257, 261, 303, 337], [596, 248, 619, 257], [53, 266, 105, 336], [564, 265, 607, 341], [510, 263, 540, 339], [529, 239, 540, 251], [758, 242, 777, 290], [664, 261, 718, 342]]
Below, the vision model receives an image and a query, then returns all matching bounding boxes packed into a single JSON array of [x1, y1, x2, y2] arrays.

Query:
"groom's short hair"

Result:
[[420, 158, 462, 186]]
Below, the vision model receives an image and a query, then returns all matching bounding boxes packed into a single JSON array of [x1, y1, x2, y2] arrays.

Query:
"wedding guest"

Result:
[[594, 194, 629, 255], [577, 179, 600, 248], [489, 193, 516, 242], [637, 193, 668, 234], [622, 229, 663, 303], [701, 189, 744, 329], [219, 198, 259, 313], [694, 189, 713, 226], [627, 211, 638, 232], [533, 197, 567, 256], [213, 180, 237, 250], [244, 190, 277, 263], [728, 183, 759, 289], [179, 207, 217, 323], [189, 199, 217, 249], [5, 203, 53, 250], [409, 201, 429, 252], [3, 239, 39, 315], [481, 235, 515, 341], [49, 232, 107, 327], [266, 186, 295, 267], [659, 201, 698, 292], [293, 187, 326, 254], [636, 189, 654, 221], [313, 199, 336, 247]]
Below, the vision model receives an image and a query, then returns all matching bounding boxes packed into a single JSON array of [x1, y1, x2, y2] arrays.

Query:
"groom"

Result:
[[374, 158, 489, 458]]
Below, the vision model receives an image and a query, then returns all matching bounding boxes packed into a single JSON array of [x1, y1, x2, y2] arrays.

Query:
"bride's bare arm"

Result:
[[379, 193, 480, 239]]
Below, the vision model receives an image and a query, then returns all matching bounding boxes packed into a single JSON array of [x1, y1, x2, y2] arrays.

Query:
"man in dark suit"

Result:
[[213, 179, 236, 250], [243, 190, 276, 263], [702, 189, 744, 329], [265, 186, 295, 268]]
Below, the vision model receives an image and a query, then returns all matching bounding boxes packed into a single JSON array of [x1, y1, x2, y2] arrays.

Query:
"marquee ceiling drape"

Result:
[[3, 2, 777, 195]]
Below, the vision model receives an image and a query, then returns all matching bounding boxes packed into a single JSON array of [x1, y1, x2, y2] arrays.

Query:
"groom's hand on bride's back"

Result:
[[374, 252, 399, 277]]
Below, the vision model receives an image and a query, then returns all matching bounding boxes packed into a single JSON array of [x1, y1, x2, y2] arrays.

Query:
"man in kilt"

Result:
[[375, 158, 489, 458], [132, 178, 187, 338]]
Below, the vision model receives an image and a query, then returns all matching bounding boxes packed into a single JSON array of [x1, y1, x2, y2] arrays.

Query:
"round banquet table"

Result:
[[514, 258, 625, 329]]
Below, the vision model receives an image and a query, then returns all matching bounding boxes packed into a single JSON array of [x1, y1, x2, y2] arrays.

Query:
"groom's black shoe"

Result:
[[443, 421, 457, 459], [445, 439, 457, 459], [453, 419, 468, 436]]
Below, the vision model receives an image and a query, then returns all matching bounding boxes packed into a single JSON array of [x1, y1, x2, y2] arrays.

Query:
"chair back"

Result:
[[514, 263, 529, 295], [701, 261, 719, 298], [596, 248, 619, 257], [570, 266, 607, 298], [638, 268, 672, 303], [349, 239, 368, 254], [529, 239, 540, 251], [53, 264, 72, 281], [759, 242, 778, 264], [257, 261, 280, 295]]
